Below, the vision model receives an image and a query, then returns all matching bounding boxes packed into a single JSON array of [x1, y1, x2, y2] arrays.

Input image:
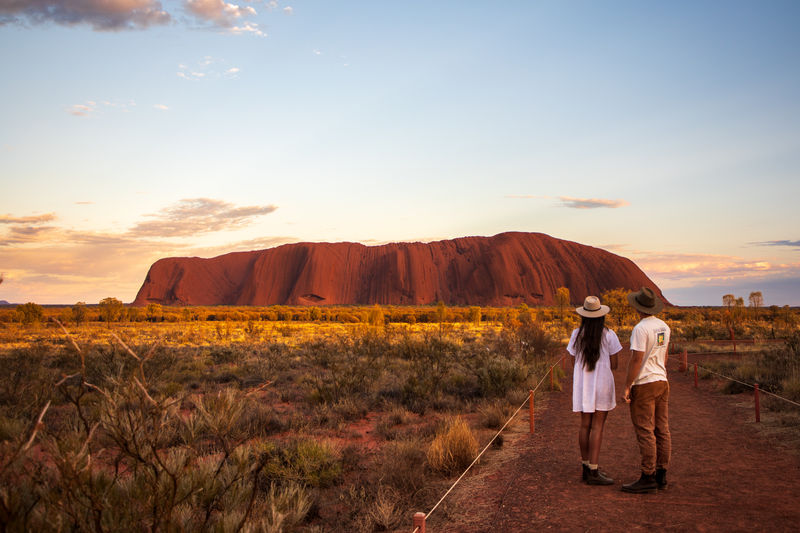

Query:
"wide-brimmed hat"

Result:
[[575, 296, 610, 318], [627, 287, 664, 315]]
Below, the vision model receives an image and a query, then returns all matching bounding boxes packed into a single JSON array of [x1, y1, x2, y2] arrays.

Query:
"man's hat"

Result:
[[627, 287, 664, 315]]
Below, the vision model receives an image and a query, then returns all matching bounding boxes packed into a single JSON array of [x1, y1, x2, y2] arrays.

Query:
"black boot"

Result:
[[582, 464, 589, 482], [655, 468, 667, 490], [586, 468, 614, 486], [622, 472, 658, 494]]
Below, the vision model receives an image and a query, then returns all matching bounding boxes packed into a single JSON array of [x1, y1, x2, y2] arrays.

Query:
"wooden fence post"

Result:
[[413, 512, 426, 533], [694, 363, 698, 388]]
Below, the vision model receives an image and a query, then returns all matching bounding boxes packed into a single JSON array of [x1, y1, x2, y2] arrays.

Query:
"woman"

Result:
[[567, 295, 622, 485]]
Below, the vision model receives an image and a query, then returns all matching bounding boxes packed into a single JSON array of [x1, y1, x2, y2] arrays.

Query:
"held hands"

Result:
[[622, 386, 631, 404]]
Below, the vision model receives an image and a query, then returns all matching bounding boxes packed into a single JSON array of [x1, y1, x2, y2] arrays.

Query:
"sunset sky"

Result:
[[1, 1, 799, 306]]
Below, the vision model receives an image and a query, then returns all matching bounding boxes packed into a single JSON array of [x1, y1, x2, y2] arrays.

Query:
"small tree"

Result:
[[99, 297, 124, 327], [146, 303, 163, 322], [367, 304, 384, 327], [722, 294, 735, 308], [468, 306, 481, 325], [16, 302, 44, 325], [555, 287, 570, 328], [71, 301, 87, 326], [748, 291, 763, 318]]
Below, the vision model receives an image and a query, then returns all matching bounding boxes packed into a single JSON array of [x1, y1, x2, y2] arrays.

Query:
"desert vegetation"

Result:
[[0, 296, 798, 531]]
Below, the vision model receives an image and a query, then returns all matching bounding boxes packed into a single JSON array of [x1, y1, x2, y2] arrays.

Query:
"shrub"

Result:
[[426, 417, 478, 476], [378, 438, 427, 496]]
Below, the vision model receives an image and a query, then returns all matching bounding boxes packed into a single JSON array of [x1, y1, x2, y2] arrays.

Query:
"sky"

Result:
[[1, 0, 799, 307]]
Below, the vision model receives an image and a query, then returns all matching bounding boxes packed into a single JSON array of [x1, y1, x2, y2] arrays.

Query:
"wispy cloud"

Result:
[[128, 198, 278, 237], [0, 213, 56, 224], [0, 0, 171, 31], [750, 239, 800, 250], [177, 57, 241, 80], [68, 103, 95, 116], [282, 6, 293, 15], [558, 196, 629, 209], [153, 104, 169, 110], [614, 247, 800, 289]]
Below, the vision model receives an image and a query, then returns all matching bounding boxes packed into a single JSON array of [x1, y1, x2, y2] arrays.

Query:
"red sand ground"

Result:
[[425, 353, 800, 532]]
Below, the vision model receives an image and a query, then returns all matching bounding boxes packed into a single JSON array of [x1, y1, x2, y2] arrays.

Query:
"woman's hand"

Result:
[[622, 386, 631, 403]]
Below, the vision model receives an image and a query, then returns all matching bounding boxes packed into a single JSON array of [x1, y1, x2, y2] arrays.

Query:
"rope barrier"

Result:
[[411, 354, 566, 532], [694, 363, 800, 408]]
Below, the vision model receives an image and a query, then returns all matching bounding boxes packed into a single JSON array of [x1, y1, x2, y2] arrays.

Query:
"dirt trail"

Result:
[[430, 354, 800, 532]]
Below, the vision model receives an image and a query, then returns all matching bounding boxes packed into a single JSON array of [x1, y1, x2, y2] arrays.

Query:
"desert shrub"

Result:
[[262, 438, 342, 488], [367, 486, 403, 531], [210, 345, 245, 365], [478, 399, 514, 429], [426, 417, 478, 476], [248, 482, 313, 533], [475, 356, 528, 398], [378, 438, 428, 496]]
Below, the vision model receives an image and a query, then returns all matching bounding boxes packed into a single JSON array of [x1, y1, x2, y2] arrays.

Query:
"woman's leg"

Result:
[[588, 410, 608, 465], [579, 412, 593, 461]]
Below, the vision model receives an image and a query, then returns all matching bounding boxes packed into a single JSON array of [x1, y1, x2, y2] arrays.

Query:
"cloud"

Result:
[[75, 201, 94, 205], [282, 6, 292, 15], [617, 248, 800, 291], [185, 0, 264, 34], [750, 240, 800, 250], [178, 58, 242, 80], [68, 103, 95, 116], [128, 198, 278, 237], [558, 196, 629, 209], [0, 0, 171, 31], [0, 213, 56, 224], [153, 104, 169, 110], [313, 49, 321, 55]]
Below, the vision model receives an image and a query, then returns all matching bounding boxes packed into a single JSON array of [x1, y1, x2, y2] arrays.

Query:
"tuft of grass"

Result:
[[426, 416, 478, 476]]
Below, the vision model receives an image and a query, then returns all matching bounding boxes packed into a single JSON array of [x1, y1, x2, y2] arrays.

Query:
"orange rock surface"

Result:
[[132, 232, 668, 306]]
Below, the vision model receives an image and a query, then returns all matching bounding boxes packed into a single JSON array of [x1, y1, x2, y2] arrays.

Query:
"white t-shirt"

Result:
[[567, 327, 623, 413], [630, 315, 671, 385]]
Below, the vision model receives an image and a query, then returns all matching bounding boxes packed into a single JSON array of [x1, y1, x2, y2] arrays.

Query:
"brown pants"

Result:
[[629, 380, 671, 475]]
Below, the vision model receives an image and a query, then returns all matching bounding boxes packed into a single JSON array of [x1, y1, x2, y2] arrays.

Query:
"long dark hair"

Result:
[[575, 315, 606, 372]]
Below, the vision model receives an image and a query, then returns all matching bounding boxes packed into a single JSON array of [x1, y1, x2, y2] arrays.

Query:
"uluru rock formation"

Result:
[[133, 232, 668, 307]]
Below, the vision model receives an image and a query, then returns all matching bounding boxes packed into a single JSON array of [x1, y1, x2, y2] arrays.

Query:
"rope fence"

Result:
[[410, 345, 799, 532], [410, 354, 566, 533], [672, 348, 800, 425]]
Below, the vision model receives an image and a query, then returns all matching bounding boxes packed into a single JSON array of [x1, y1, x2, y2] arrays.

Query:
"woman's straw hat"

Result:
[[575, 295, 610, 318], [627, 287, 664, 315]]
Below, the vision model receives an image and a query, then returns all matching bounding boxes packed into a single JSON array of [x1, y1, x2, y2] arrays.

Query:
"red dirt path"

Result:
[[427, 353, 800, 532]]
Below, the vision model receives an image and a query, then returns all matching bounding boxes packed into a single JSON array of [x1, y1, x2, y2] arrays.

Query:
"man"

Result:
[[622, 287, 671, 494]]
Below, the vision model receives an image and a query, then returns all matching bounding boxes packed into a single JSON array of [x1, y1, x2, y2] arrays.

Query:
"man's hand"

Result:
[[623, 386, 631, 403]]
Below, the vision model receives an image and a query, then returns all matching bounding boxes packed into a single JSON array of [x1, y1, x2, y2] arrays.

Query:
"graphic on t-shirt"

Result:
[[657, 332, 665, 346]]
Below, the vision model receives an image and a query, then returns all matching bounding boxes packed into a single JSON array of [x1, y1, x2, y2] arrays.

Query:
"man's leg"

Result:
[[654, 381, 671, 489], [622, 382, 659, 493], [630, 383, 657, 475], [654, 381, 671, 469]]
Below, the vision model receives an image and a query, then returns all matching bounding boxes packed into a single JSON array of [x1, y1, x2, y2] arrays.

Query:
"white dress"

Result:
[[567, 327, 623, 413]]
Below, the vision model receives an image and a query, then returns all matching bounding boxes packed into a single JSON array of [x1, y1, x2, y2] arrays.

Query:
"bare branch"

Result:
[[133, 376, 158, 407], [110, 332, 141, 361], [22, 400, 51, 452], [51, 317, 85, 375], [55, 373, 82, 387], [245, 381, 273, 397]]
